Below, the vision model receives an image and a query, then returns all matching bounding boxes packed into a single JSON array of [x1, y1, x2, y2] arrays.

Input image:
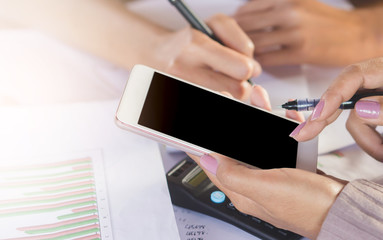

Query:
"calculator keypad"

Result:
[[225, 200, 292, 238], [209, 190, 299, 240], [167, 157, 301, 240]]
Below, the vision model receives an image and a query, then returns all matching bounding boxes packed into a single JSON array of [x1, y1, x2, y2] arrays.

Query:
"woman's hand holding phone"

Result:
[[188, 85, 345, 239], [156, 14, 261, 101], [116, 65, 324, 238], [190, 153, 345, 240], [190, 57, 383, 238]]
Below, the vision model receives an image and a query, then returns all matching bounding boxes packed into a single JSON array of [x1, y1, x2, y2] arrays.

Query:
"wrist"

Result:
[[310, 179, 345, 239], [127, 19, 173, 70], [148, 29, 187, 72], [115, 9, 172, 70]]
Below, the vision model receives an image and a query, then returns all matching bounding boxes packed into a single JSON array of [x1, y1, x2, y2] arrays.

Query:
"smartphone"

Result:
[[116, 65, 318, 171]]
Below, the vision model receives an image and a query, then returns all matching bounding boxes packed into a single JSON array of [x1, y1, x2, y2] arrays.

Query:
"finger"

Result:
[[235, 5, 300, 33], [234, 10, 280, 33], [284, 98, 305, 122], [207, 14, 255, 57], [347, 106, 383, 161], [188, 153, 220, 182], [291, 58, 383, 141], [354, 97, 383, 124], [290, 109, 342, 141], [286, 109, 305, 123], [188, 153, 245, 203], [235, 0, 276, 16], [220, 91, 234, 98], [194, 68, 252, 100], [190, 30, 261, 80], [250, 84, 272, 111], [256, 47, 304, 66], [249, 28, 302, 54], [207, 154, 271, 202], [169, 63, 252, 100], [311, 58, 383, 123]]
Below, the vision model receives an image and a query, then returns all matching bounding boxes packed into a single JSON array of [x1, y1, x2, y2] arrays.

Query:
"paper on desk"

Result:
[[173, 206, 257, 240], [0, 149, 114, 239], [318, 144, 383, 182], [0, 101, 180, 240]]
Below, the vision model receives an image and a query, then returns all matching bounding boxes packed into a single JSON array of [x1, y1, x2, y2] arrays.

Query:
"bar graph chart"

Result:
[[0, 151, 113, 240]]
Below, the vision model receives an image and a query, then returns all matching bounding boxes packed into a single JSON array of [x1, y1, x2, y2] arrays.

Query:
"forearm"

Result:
[[0, 0, 259, 99], [0, 0, 171, 70]]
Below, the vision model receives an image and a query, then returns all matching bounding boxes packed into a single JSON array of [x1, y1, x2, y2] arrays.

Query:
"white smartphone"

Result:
[[116, 65, 318, 172]]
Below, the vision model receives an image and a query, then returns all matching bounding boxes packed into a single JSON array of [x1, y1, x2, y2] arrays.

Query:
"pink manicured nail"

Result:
[[200, 154, 218, 175], [289, 121, 306, 138], [355, 100, 380, 119], [311, 99, 325, 121]]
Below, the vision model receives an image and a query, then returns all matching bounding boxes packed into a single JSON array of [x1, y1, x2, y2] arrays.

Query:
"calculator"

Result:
[[166, 156, 302, 240]]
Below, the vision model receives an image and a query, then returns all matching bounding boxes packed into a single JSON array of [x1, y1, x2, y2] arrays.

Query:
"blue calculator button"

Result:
[[210, 191, 225, 204]]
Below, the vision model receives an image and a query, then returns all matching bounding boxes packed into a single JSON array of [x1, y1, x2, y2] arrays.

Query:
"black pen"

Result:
[[169, 0, 223, 44], [281, 91, 383, 111], [169, 0, 252, 84]]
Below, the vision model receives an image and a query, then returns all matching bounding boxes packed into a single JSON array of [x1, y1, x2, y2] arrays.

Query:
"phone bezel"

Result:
[[116, 65, 318, 172]]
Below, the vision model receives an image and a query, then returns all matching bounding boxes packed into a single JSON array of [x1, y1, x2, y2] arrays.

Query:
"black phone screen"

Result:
[[138, 72, 298, 169]]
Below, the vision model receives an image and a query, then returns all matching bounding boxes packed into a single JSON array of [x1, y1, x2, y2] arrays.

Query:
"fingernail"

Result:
[[311, 100, 325, 121], [355, 100, 380, 119], [289, 121, 306, 138], [200, 154, 218, 175]]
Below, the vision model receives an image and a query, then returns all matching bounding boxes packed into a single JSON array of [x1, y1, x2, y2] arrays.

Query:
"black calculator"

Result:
[[166, 156, 302, 240]]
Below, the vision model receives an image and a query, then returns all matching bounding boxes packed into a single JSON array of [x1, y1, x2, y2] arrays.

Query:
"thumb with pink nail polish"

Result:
[[355, 100, 381, 119], [200, 154, 218, 175]]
